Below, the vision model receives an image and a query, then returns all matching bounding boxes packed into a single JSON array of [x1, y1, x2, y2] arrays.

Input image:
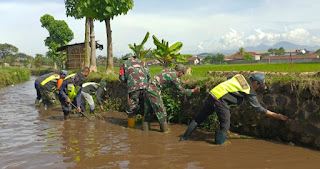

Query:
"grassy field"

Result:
[[94, 62, 320, 81]]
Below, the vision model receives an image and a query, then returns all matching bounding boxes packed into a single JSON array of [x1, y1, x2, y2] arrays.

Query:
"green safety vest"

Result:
[[210, 74, 251, 99], [67, 83, 81, 101], [41, 74, 60, 86]]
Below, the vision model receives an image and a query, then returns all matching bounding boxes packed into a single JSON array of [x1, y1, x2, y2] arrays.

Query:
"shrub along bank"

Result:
[[87, 71, 320, 150], [0, 67, 30, 88]]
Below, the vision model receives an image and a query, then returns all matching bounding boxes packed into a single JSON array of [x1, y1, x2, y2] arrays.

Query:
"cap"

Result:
[[99, 82, 107, 87], [122, 53, 133, 60], [60, 70, 68, 76], [251, 73, 266, 89], [175, 64, 186, 74]]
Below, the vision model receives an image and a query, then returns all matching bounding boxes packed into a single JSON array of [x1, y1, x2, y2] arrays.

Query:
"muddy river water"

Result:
[[0, 77, 319, 169]]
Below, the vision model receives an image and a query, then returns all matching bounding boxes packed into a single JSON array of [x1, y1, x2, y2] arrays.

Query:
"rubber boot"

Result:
[[160, 122, 169, 132], [39, 102, 45, 109], [179, 120, 198, 141], [128, 117, 135, 128], [90, 109, 95, 114], [214, 130, 227, 145], [64, 111, 71, 120], [142, 122, 150, 131]]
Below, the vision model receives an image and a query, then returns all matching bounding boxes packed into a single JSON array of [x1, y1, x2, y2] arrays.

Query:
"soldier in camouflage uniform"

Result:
[[143, 64, 200, 132], [119, 55, 151, 128]]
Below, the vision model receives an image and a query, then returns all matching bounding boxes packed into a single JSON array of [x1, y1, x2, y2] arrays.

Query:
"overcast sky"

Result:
[[1, 0, 320, 57]]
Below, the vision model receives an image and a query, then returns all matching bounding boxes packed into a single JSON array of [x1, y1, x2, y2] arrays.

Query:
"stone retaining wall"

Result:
[[91, 73, 320, 149]]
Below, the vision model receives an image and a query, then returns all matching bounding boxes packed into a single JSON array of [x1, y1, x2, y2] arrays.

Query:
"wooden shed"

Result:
[[57, 42, 103, 69]]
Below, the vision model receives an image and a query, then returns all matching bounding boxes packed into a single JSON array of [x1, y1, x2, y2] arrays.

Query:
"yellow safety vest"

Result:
[[65, 73, 76, 80], [41, 74, 60, 86], [210, 74, 251, 99]]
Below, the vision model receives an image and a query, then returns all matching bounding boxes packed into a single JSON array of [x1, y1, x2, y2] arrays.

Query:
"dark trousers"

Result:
[[194, 95, 231, 132], [59, 97, 78, 116], [35, 82, 41, 100], [127, 89, 145, 118]]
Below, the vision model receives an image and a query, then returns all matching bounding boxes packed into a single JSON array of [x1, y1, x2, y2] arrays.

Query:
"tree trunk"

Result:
[[84, 17, 91, 68], [89, 19, 97, 72], [105, 18, 114, 74], [54, 61, 57, 70]]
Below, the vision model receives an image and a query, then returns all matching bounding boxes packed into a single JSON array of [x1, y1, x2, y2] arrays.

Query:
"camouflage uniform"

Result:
[[145, 68, 193, 123], [119, 57, 150, 117], [39, 74, 60, 107]]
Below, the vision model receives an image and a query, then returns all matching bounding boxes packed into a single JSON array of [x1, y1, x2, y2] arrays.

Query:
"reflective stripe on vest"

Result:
[[82, 82, 99, 88], [65, 73, 76, 80], [41, 75, 60, 86], [210, 74, 251, 99]]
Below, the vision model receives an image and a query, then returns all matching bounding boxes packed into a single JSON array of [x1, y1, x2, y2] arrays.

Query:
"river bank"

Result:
[[1, 78, 320, 168], [0, 67, 30, 88]]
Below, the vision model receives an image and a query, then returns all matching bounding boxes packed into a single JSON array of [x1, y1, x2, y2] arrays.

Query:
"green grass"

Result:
[[0, 67, 30, 88]]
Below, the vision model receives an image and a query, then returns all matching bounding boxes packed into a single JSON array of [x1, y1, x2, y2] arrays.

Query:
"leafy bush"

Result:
[[0, 67, 30, 88]]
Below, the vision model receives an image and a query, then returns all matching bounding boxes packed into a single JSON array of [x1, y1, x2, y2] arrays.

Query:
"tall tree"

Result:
[[65, 0, 98, 72], [237, 47, 245, 58], [88, 0, 134, 74], [40, 14, 74, 69], [65, 0, 91, 68], [0, 43, 18, 59]]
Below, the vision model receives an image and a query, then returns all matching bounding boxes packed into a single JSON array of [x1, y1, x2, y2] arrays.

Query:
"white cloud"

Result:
[[217, 28, 320, 50], [219, 28, 245, 49]]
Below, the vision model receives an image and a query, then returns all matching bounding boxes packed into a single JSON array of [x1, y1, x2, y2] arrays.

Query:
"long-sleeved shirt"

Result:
[[147, 68, 192, 96], [35, 72, 53, 84], [59, 79, 82, 107], [82, 84, 105, 105], [210, 76, 267, 114], [119, 57, 151, 93]]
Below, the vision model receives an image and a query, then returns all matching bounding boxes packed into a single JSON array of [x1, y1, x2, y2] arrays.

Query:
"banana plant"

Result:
[[128, 32, 150, 60], [152, 35, 187, 68]]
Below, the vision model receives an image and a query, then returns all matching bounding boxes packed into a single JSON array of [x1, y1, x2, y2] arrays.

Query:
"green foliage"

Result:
[[243, 52, 254, 60], [40, 14, 74, 67], [203, 53, 225, 64], [268, 47, 286, 55], [152, 35, 186, 67], [30, 68, 54, 76], [34, 55, 42, 68], [0, 67, 30, 88], [162, 89, 181, 123], [199, 113, 218, 131], [65, 0, 85, 19], [0, 43, 18, 59], [128, 32, 150, 60], [237, 47, 245, 56], [84, 0, 134, 21]]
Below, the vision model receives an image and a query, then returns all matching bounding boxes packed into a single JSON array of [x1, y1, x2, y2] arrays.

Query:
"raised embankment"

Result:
[[0, 67, 30, 88], [88, 71, 320, 149]]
